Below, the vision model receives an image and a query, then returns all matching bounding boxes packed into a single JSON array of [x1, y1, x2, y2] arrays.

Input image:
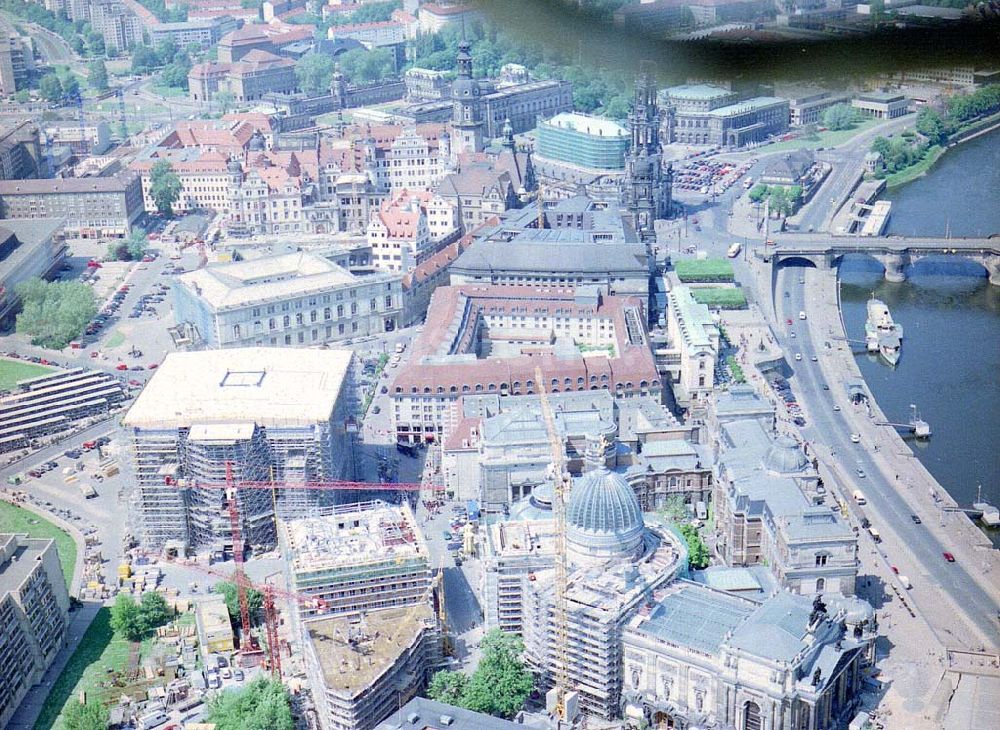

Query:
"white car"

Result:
[[833, 404, 841, 412], [794, 353, 803, 361], [850, 433, 861, 443]]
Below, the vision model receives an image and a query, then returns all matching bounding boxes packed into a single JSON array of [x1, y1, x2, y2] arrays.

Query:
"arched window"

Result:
[[743, 701, 762, 730], [816, 577, 826, 592]]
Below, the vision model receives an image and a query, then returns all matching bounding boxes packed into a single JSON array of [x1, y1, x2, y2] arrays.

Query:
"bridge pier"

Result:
[[881, 252, 910, 283], [985, 258, 1000, 287]]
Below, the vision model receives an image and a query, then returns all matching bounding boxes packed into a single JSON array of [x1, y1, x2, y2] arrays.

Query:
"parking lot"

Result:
[[674, 157, 756, 196]]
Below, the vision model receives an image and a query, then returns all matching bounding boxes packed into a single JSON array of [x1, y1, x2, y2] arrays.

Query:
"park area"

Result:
[[0, 357, 54, 391], [0, 502, 75, 590], [674, 258, 735, 283], [690, 287, 747, 309]]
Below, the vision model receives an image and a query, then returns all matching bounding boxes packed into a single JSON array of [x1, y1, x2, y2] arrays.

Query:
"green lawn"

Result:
[[0, 358, 55, 390], [104, 331, 126, 349], [757, 118, 882, 154], [33, 609, 125, 730], [0, 502, 76, 590], [674, 258, 734, 283], [691, 287, 747, 309], [150, 84, 186, 98]]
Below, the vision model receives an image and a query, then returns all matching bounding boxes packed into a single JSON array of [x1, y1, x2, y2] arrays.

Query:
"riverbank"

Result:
[[883, 111, 1000, 188]]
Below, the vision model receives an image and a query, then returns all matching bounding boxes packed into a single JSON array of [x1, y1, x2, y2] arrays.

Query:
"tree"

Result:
[[679, 523, 710, 569], [916, 107, 948, 145], [61, 73, 80, 99], [14, 278, 97, 350], [427, 670, 468, 705], [213, 581, 264, 625], [150, 159, 182, 216], [39, 73, 63, 102], [131, 45, 160, 74], [427, 630, 533, 718], [870, 136, 892, 158], [88, 59, 109, 91], [337, 47, 395, 84], [109, 594, 145, 641], [822, 103, 858, 131], [155, 37, 179, 68], [295, 51, 335, 96], [747, 183, 769, 204], [658, 495, 689, 523], [139, 591, 172, 630], [63, 700, 109, 730], [14, 89, 30, 104], [207, 678, 294, 730], [126, 230, 148, 261], [215, 90, 236, 114]]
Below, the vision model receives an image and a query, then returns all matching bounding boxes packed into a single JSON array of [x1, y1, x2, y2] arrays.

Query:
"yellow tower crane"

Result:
[[535, 366, 573, 722]]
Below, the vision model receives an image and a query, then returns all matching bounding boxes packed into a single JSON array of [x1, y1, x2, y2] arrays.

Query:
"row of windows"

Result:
[[394, 375, 659, 395]]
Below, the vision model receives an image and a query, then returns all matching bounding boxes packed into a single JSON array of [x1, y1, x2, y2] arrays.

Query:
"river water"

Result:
[[838, 129, 1000, 544]]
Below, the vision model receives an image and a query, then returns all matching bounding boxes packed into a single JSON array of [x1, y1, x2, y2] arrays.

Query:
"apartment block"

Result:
[[0, 534, 71, 729]]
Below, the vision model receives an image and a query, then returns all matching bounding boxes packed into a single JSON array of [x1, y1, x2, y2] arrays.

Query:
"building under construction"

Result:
[[122, 348, 357, 555], [279, 501, 431, 620], [304, 603, 441, 730]]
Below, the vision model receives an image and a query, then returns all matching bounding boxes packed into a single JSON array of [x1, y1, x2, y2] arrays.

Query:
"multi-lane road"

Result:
[[776, 266, 999, 646]]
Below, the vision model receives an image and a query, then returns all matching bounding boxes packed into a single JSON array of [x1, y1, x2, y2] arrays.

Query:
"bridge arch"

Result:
[[905, 254, 991, 279], [776, 256, 819, 270]]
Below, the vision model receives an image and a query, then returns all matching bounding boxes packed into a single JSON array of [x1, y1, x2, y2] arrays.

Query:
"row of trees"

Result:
[[109, 592, 173, 642], [916, 84, 1000, 145], [747, 184, 804, 217], [15, 279, 96, 350], [678, 523, 711, 569], [132, 38, 198, 89], [427, 629, 534, 719]]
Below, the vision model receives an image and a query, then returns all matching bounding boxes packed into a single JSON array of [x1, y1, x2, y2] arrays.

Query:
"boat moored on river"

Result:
[[865, 295, 903, 366]]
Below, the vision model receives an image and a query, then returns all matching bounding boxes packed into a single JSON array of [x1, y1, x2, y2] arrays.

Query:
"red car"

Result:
[[148, 363, 158, 369], [128, 379, 142, 386], [891, 566, 899, 574], [942, 552, 956, 563], [786, 318, 793, 325], [87, 260, 102, 268], [116, 363, 128, 371]]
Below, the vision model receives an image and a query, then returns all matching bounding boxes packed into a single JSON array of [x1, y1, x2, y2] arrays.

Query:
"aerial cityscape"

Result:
[[0, 2, 997, 730]]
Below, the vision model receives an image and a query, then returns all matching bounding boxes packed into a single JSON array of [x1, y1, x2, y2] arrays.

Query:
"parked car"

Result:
[[942, 552, 956, 563], [911, 514, 922, 524]]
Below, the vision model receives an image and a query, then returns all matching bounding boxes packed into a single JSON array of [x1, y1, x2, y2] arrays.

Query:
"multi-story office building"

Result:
[[660, 84, 790, 147], [535, 113, 630, 171], [172, 252, 403, 348], [0, 219, 65, 327], [0, 173, 144, 239], [279, 501, 431, 620], [622, 582, 876, 730], [0, 534, 71, 729], [90, 1, 144, 54], [122, 348, 358, 554], [0, 34, 33, 95], [0, 121, 45, 181], [150, 16, 241, 49], [777, 86, 851, 126]]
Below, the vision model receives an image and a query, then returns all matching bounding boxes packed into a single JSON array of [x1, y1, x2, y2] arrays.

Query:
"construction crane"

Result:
[[224, 462, 257, 656], [535, 366, 572, 722]]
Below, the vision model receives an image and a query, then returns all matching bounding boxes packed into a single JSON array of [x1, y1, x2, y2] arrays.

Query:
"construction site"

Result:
[[121, 347, 359, 555], [279, 501, 432, 620]]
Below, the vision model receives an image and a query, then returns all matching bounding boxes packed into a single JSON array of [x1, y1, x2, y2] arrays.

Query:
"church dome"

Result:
[[566, 464, 645, 564], [248, 130, 266, 152], [763, 434, 808, 473]]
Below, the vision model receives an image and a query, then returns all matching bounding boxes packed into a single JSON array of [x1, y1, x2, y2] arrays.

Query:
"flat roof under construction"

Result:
[[306, 603, 435, 696], [282, 502, 427, 575], [123, 347, 353, 428]]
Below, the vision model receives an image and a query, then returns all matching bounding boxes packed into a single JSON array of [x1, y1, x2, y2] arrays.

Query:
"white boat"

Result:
[[865, 295, 902, 366]]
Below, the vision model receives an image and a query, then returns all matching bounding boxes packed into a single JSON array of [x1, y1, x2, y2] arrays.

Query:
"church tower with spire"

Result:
[[622, 64, 672, 242], [450, 40, 484, 160]]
